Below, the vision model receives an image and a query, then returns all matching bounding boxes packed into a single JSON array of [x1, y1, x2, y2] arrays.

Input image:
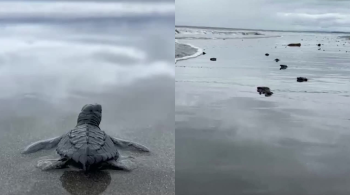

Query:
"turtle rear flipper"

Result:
[[37, 158, 69, 171], [22, 136, 63, 154], [105, 156, 137, 171]]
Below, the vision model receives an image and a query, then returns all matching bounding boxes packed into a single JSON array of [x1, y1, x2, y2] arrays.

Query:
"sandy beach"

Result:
[[176, 27, 350, 195], [0, 2, 174, 195]]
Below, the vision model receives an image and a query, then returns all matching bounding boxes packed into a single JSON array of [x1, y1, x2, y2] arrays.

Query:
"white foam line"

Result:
[[175, 40, 203, 64]]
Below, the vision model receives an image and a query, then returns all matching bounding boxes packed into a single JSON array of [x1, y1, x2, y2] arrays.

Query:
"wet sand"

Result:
[[176, 32, 350, 195], [0, 8, 174, 195]]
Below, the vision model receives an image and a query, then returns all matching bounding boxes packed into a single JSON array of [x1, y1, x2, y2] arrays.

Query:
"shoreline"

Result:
[[175, 35, 281, 40], [175, 40, 203, 64]]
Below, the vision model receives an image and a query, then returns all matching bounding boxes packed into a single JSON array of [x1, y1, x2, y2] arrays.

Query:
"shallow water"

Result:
[[0, 2, 174, 195], [176, 31, 350, 195], [175, 42, 198, 59]]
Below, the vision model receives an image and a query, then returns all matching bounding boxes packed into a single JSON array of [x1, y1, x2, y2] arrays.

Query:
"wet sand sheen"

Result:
[[176, 31, 350, 195]]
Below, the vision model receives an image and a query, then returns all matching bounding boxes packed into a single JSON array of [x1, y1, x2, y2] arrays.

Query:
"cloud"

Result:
[[276, 12, 350, 31], [176, 0, 350, 31], [0, 2, 174, 20], [0, 36, 174, 98], [278, 13, 350, 21]]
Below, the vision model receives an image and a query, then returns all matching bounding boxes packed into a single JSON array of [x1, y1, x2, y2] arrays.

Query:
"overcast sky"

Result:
[[0, 1, 173, 20], [176, 0, 350, 32]]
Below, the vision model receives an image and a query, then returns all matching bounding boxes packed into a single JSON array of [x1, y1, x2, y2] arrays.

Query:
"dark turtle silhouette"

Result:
[[275, 58, 280, 62], [288, 43, 301, 47], [265, 53, 269, 56], [210, 58, 216, 61], [280, 65, 288, 70], [257, 87, 273, 97], [22, 104, 150, 171], [297, 77, 308, 82]]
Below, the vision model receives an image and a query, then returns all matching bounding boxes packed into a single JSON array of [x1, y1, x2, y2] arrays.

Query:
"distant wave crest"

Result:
[[175, 27, 267, 40]]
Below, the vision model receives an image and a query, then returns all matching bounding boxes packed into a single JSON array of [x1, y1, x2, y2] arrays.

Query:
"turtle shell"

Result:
[[56, 124, 119, 170]]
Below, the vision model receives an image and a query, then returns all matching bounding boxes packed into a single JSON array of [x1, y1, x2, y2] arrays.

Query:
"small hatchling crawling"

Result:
[[280, 65, 288, 70], [257, 87, 274, 97], [22, 104, 150, 172], [297, 77, 308, 82]]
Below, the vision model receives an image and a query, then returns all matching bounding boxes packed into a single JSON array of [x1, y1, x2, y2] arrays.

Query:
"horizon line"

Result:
[[175, 25, 350, 34]]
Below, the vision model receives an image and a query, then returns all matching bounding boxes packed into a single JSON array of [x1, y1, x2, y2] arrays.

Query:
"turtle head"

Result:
[[77, 104, 102, 127], [81, 104, 102, 113]]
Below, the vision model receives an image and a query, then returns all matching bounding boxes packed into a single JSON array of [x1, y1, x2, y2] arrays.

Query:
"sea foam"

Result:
[[175, 40, 203, 63]]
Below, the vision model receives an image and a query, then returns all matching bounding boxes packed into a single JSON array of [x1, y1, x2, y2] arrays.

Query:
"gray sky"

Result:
[[0, 1, 173, 20], [176, 0, 350, 32]]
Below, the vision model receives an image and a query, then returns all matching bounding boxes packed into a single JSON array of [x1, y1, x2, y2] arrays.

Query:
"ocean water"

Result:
[[0, 1, 174, 195], [175, 27, 280, 63], [175, 27, 268, 40], [176, 27, 350, 195]]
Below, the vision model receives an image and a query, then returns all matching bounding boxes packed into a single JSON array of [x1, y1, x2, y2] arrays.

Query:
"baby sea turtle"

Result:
[[257, 87, 273, 97], [22, 104, 150, 172], [297, 77, 308, 82], [275, 58, 280, 62], [280, 65, 288, 70], [288, 43, 301, 47]]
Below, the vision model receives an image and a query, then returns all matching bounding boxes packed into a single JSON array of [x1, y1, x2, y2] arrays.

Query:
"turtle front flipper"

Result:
[[22, 136, 62, 154], [37, 158, 69, 171], [110, 137, 150, 153], [105, 156, 137, 171]]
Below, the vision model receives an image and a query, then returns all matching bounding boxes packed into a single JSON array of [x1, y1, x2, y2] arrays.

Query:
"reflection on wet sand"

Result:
[[60, 171, 111, 195], [176, 31, 350, 195]]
